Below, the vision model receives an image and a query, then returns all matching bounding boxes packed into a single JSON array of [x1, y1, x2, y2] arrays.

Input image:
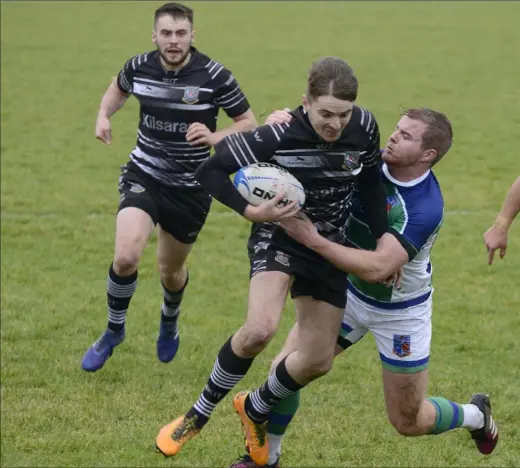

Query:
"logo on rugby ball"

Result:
[[234, 169, 250, 197]]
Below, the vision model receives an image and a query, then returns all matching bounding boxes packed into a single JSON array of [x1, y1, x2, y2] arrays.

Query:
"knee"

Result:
[[301, 353, 334, 379], [388, 412, 421, 437], [236, 324, 277, 355], [158, 263, 185, 285], [113, 249, 141, 275]]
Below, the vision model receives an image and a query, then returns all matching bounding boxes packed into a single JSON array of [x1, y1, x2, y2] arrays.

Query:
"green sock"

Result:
[[427, 397, 464, 434], [267, 390, 300, 435], [267, 391, 300, 464]]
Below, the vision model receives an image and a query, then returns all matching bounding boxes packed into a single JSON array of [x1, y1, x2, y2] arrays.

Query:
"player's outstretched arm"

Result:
[[95, 78, 130, 145], [280, 213, 408, 282], [484, 176, 520, 264]]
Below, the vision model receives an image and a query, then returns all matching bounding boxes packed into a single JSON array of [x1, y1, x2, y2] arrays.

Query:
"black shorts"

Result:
[[247, 225, 348, 309], [117, 162, 212, 244]]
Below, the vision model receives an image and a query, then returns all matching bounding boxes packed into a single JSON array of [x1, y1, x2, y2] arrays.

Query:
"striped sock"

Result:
[[160, 272, 189, 336], [245, 357, 304, 424], [267, 391, 300, 464], [427, 397, 464, 434], [186, 336, 254, 429], [106, 263, 137, 332]]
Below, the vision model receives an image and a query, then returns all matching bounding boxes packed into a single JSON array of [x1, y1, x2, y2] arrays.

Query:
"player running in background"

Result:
[[81, 2, 256, 372], [155, 56, 389, 464], [484, 176, 520, 264], [229, 107, 498, 468]]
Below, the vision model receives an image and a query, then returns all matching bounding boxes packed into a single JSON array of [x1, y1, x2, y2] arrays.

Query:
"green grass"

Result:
[[2, 1, 520, 466]]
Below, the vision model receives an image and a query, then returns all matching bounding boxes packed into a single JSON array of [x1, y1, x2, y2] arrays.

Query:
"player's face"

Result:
[[153, 15, 194, 69], [382, 116, 429, 167], [303, 94, 354, 142]]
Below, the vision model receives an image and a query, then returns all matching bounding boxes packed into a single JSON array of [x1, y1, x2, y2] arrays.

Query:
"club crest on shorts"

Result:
[[392, 334, 411, 357], [274, 251, 290, 267], [342, 151, 361, 171], [182, 86, 199, 104]]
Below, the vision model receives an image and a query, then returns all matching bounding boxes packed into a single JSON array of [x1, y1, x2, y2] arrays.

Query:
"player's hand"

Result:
[[484, 225, 508, 265], [279, 212, 319, 246], [244, 192, 301, 223], [186, 123, 216, 147], [264, 108, 292, 126], [95, 115, 112, 144], [381, 269, 402, 288]]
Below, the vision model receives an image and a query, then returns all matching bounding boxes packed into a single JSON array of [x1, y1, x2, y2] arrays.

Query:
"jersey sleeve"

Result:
[[194, 123, 289, 214], [355, 110, 386, 238], [357, 163, 388, 240], [359, 109, 381, 168], [217, 123, 288, 170], [388, 206, 444, 260], [212, 67, 251, 118], [116, 54, 144, 94]]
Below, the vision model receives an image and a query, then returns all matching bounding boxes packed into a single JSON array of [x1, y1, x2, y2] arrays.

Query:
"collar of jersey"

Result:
[[382, 163, 431, 187]]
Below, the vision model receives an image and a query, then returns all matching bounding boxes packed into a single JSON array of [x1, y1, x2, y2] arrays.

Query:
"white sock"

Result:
[[461, 404, 484, 430], [267, 433, 283, 465]]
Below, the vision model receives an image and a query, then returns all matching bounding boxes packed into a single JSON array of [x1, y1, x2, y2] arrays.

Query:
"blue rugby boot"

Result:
[[81, 328, 125, 372], [157, 314, 180, 363]]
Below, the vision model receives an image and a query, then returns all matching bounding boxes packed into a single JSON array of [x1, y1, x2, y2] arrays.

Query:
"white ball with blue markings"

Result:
[[233, 163, 305, 208]]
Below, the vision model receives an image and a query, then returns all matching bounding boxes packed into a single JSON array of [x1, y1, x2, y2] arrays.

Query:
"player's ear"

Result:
[[421, 148, 437, 164], [191, 29, 196, 43], [302, 94, 309, 111], [152, 29, 157, 45]]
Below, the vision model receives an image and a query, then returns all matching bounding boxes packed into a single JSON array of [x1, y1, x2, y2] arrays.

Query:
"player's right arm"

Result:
[[484, 176, 520, 264], [280, 212, 409, 281], [194, 124, 300, 222], [95, 78, 130, 144], [95, 55, 140, 144], [281, 193, 443, 282]]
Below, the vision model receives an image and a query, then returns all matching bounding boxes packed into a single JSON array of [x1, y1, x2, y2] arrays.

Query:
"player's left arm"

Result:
[[212, 69, 257, 142], [211, 109, 257, 144], [187, 68, 257, 147], [357, 113, 387, 240]]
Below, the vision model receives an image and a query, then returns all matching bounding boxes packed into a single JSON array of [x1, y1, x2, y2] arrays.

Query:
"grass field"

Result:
[[2, 1, 520, 467]]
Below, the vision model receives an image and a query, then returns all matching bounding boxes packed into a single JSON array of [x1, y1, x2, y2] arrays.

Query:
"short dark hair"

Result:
[[307, 57, 358, 102], [404, 108, 453, 166], [154, 2, 193, 26]]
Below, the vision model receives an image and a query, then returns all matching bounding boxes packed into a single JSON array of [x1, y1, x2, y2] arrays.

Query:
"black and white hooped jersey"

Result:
[[116, 47, 250, 188], [196, 106, 388, 244]]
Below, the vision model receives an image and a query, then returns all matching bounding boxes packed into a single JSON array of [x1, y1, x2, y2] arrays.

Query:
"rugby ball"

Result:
[[233, 163, 305, 208]]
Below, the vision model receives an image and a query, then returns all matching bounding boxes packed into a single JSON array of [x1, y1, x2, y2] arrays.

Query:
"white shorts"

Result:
[[338, 285, 432, 373]]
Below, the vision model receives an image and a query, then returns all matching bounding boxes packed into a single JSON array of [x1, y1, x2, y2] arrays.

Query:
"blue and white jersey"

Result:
[[347, 163, 444, 306]]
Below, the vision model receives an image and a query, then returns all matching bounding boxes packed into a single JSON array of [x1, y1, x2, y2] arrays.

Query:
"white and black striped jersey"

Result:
[[196, 106, 388, 243], [116, 47, 250, 188]]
